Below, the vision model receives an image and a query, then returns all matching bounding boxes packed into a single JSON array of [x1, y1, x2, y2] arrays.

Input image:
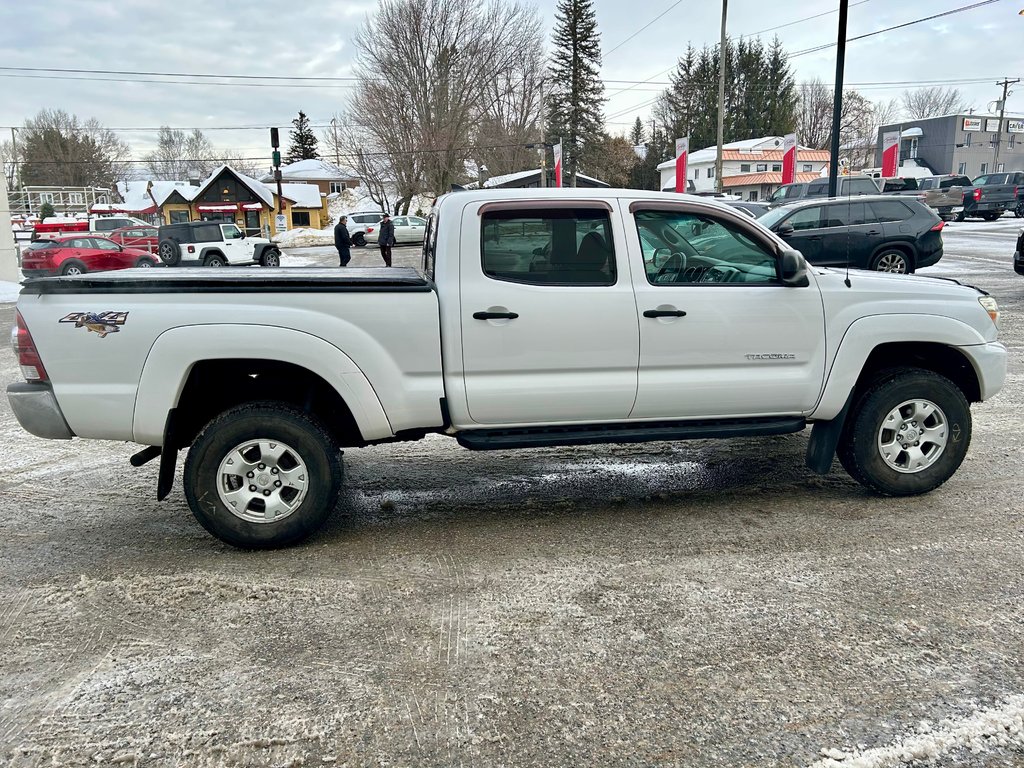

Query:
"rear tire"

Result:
[[954, 210, 966, 222], [1014, 201, 1023, 219], [204, 253, 226, 267], [60, 260, 87, 276], [837, 368, 970, 496], [352, 232, 367, 247], [158, 239, 181, 266], [183, 403, 342, 548], [870, 248, 911, 274], [981, 212, 1000, 221]]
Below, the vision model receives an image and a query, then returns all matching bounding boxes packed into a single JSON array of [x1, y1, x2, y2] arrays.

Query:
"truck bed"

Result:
[[20, 267, 433, 295]]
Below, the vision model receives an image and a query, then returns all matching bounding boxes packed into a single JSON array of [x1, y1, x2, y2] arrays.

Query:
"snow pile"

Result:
[[326, 189, 434, 225], [0, 280, 20, 303], [812, 695, 1024, 767], [274, 227, 334, 248]]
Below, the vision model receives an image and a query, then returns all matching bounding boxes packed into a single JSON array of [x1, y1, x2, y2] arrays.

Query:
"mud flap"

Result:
[[805, 393, 854, 475], [157, 408, 179, 501]]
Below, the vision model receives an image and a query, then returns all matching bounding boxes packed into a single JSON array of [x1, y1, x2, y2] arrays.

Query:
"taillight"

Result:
[[187, 245, 195, 253], [973, 188, 982, 202], [11, 310, 48, 383], [367, 227, 375, 233], [930, 220, 945, 232]]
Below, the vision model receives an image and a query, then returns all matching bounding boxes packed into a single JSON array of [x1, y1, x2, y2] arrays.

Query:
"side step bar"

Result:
[[455, 417, 806, 451]]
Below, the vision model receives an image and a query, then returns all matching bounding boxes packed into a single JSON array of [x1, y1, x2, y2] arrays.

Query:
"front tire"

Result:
[[838, 368, 971, 496], [183, 403, 342, 548], [260, 247, 281, 267]]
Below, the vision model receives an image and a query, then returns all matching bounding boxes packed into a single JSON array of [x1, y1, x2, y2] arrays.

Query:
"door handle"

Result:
[[866, 230, 881, 235], [473, 311, 519, 320], [643, 309, 687, 318]]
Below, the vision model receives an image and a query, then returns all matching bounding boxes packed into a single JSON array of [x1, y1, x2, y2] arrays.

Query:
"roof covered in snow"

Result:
[[260, 158, 359, 183], [280, 183, 324, 209]]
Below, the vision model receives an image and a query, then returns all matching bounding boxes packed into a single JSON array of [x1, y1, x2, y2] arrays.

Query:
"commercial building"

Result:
[[874, 113, 1024, 177], [259, 158, 361, 196]]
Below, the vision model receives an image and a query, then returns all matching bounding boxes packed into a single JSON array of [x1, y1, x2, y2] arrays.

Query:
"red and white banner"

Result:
[[881, 131, 900, 178], [674, 137, 689, 193], [782, 133, 797, 185], [553, 141, 563, 188], [196, 203, 239, 213]]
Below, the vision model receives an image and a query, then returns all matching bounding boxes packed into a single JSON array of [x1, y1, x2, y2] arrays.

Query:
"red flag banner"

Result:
[[674, 137, 689, 193], [881, 131, 900, 178], [553, 141, 563, 188], [782, 133, 797, 185]]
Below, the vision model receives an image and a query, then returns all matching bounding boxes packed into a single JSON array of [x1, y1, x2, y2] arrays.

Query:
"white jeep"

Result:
[[157, 221, 282, 267]]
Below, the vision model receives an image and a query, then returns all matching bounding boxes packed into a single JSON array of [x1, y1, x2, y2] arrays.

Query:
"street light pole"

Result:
[[827, 0, 850, 198], [993, 77, 1020, 172]]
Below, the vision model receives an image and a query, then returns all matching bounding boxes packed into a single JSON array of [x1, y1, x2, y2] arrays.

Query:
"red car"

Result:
[[106, 225, 158, 253], [20, 234, 158, 277]]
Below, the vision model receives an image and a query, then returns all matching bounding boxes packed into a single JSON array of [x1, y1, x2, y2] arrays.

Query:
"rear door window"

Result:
[[786, 206, 823, 231], [481, 208, 615, 286], [869, 200, 913, 222], [806, 181, 828, 197], [195, 224, 221, 242]]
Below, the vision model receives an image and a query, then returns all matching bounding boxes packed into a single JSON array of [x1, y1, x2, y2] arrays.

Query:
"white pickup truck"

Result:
[[7, 189, 1007, 548]]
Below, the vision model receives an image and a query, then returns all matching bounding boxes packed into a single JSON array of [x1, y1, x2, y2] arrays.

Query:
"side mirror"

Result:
[[776, 222, 795, 237], [239, 230, 246, 239], [779, 248, 809, 287]]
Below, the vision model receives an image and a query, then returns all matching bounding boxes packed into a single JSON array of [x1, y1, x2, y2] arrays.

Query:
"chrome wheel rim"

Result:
[[138, 261, 153, 268], [64, 266, 82, 276], [875, 252, 907, 273], [208, 259, 224, 267], [877, 399, 948, 474], [216, 439, 310, 523]]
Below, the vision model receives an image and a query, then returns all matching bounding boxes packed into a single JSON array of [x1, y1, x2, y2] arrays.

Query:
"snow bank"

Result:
[[812, 695, 1024, 767], [1, 280, 20, 303], [274, 227, 334, 248]]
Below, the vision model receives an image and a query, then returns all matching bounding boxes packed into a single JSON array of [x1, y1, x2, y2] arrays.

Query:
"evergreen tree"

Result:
[[39, 201, 55, 221], [629, 117, 645, 148], [654, 36, 797, 153], [285, 111, 320, 164], [544, 0, 604, 185]]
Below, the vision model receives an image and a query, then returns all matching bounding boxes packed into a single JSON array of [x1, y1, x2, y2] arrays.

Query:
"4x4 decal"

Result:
[[59, 311, 129, 338]]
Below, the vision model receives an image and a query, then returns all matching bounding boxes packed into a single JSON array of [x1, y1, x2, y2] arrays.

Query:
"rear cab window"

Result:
[[480, 207, 615, 286]]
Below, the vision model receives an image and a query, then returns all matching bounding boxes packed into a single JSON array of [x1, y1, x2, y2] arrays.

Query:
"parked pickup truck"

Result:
[[881, 176, 966, 221], [7, 189, 1007, 548], [957, 172, 1021, 221]]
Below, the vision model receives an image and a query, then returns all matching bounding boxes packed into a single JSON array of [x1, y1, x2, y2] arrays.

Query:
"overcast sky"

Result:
[[1, 0, 1021, 167]]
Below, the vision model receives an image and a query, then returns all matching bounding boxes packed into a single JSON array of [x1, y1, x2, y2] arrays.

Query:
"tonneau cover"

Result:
[[20, 267, 433, 295]]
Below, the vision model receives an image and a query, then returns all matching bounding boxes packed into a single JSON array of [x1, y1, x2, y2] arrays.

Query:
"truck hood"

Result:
[[813, 267, 998, 342]]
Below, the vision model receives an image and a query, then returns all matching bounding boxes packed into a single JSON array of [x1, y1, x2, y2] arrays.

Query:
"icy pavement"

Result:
[[0, 280, 18, 303]]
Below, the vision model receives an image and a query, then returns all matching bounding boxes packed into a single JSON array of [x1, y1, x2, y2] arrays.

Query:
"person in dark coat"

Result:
[[334, 215, 352, 267], [377, 213, 396, 267]]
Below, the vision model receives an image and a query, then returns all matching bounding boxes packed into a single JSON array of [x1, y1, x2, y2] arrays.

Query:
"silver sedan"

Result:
[[364, 215, 428, 244]]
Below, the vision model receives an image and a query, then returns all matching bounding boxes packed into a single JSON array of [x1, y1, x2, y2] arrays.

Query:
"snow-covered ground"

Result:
[[0, 281, 19, 303]]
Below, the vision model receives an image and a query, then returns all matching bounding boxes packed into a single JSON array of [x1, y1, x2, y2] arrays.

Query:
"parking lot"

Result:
[[1, 218, 1023, 767]]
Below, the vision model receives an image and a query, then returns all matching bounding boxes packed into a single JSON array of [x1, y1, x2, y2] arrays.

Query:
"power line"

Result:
[[604, 1, 684, 58], [0, 65, 359, 81], [788, 0, 1003, 57], [743, 0, 872, 36]]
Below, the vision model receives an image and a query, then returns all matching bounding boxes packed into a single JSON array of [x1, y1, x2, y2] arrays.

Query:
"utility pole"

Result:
[[715, 0, 728, 194], [993, 77, 1019, 172], [9, 127, 18, 191], [330, 118, 340, 168], [827, 0, 850, 198]]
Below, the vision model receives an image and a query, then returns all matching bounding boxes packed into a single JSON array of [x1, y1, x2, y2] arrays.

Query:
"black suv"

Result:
[[157, 221, 281, 267], [1014, 229, 1023, 276], [758, 196, 943, 274]]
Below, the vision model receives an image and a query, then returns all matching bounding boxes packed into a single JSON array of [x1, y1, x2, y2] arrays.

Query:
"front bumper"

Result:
[[6, 382, 75, 439], [961, 342, 1008, 402]]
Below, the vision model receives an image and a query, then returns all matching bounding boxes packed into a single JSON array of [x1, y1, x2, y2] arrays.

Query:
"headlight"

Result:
[[979, 296, 1000, 327]]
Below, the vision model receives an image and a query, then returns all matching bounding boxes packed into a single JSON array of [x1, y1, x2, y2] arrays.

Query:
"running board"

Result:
[[455, 417, 806, 451]]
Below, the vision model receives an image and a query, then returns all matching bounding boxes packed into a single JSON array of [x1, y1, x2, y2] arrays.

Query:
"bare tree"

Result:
[[584, 133, 638, 187], [902, 87, 970, 120], [1, 139, 21, 189], [145, 127, 218, 180], [19, 109, 131, 188], [322, 118, 415, 214], [353, 0, 543, 197], [797, 78, 834, 149]]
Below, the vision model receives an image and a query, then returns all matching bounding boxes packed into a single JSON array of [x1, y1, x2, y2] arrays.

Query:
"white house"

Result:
[[657, 136, 831, 201]]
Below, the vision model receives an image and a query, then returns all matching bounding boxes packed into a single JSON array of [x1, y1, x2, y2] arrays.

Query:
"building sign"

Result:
[[1009, 120, 1024, 134], [985, 119, 1001, 133], [963, 117, 982, 132], [275, 213, 288, 232]]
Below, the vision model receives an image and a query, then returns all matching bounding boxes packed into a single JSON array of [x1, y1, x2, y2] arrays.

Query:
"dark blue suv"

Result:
[[758, 195, 943, 274]]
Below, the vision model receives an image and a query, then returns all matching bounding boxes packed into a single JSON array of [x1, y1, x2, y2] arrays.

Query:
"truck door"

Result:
[[626, 201, 825, 419], [459, 201, 640, 425]]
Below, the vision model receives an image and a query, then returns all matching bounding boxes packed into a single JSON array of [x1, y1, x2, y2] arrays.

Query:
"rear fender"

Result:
[[133, 324, 393, 445]]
